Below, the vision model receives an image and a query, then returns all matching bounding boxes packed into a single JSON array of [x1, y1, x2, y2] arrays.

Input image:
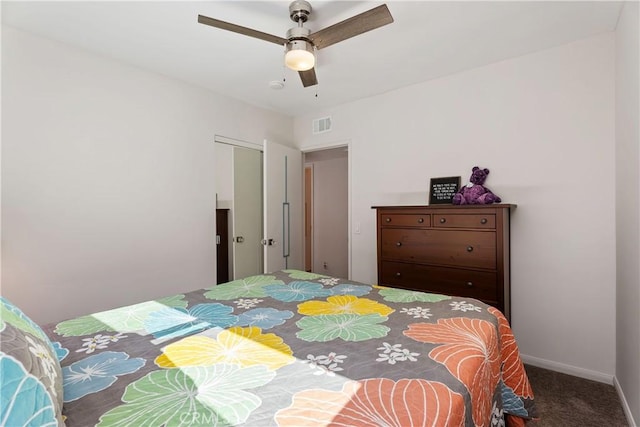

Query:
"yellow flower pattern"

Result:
[[298, 295, 395, 317], [155, 326, 294, 370]]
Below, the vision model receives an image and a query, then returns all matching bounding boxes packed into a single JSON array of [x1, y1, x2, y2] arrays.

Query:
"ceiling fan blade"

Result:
[[309, 4, 393, 50], [198, 15, 288, 46], [299, 68, 318, 87]]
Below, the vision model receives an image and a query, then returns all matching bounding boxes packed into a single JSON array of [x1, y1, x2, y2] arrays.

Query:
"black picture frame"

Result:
[[429, 176, 461, 205]]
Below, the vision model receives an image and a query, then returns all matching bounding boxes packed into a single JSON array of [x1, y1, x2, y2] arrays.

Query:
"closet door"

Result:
[[263, 140, 302, 273], [232, 146, 263, 279]]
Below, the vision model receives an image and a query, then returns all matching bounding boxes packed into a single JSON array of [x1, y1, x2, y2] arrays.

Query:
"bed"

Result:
[[1, 270, 537, 426]]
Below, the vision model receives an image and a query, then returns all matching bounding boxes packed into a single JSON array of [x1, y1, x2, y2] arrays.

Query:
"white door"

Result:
[[232, 146, 263, 278], [263, 140, 303, 273]]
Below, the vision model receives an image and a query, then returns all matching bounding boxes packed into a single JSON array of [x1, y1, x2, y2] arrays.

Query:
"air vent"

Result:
[[312, 116, 332, 134]]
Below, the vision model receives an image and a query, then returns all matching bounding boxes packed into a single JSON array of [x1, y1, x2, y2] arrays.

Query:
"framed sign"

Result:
[[429, 176, 461, 205]]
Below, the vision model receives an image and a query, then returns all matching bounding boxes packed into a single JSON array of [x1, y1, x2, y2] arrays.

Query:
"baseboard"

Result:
[[521, 354, 614, 385], [614, 376, 638, 427]]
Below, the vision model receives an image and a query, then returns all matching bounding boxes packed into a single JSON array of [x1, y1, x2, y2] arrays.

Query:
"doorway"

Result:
[[303, 146, 349, 278]]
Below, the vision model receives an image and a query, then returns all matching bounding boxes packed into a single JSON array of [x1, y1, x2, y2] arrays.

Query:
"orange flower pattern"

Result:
[[488, 307, 534, 399], [404, 318, 501, 427], [275, 378, 465, 427]]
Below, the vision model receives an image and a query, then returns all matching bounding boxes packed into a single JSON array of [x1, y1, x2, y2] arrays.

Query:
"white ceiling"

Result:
[[2, 1, 623, 117]]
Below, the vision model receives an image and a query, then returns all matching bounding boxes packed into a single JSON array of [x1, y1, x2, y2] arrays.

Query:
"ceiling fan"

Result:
[[198, 1, 394, 88]]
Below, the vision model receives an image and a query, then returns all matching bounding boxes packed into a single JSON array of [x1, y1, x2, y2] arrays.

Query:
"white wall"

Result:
[[1, 26, 293, 325], [214, 143, 233, 208], [294, 33, 616, 380], [615, 1, 640, 424]]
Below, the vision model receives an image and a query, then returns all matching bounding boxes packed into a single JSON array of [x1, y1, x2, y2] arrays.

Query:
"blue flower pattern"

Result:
[[52, 342, 69, 362], [237, 308, 294, 329], [330, 284, 372, 297], [144, 303, 237, 341], [0, 354, 58, 427], [62, 351, 145, 402], [499, 381, 529, 417]]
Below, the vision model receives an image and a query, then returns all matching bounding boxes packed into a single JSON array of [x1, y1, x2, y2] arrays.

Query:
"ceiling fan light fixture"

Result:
[[285, 40, 315, 71]]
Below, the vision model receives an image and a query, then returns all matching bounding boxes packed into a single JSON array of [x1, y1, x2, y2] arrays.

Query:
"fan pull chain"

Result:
[[314, 46, 319, 98], [282, 43, 287, 84]]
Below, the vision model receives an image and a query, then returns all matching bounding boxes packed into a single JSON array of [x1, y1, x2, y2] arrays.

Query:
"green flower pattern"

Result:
[[296, 314, 390, 342], [55, 295, 187, 337], [1, 297, 52, 344], [204, 275, 284, 300], [378, 287, 452, 303], [97, 364, 275, 426], [283, 270, 329, 280]]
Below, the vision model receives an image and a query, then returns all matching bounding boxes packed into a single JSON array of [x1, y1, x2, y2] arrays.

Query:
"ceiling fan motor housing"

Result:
[[289, 0, 312, 23], [286, 26, 312, 42]]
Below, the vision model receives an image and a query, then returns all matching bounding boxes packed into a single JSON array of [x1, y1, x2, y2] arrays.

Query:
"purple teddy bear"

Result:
[[452, 166, 502, 205]]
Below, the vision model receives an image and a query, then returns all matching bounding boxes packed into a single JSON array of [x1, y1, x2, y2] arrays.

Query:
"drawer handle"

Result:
[[439, 218, 446, 224], [417, 218, 424, 223], [466, 281, 474, 287], [396, 242, 402, 247], [481, 218, 488, 224], [396, 272, 402, 277], [466, 246, 474, 252], [385, 217, 391, 223]]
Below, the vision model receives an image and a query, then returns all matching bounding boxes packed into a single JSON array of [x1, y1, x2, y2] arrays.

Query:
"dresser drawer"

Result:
[[433, 213, 495, 229], [379, 213, 430, 227], [380, 229, 497, 269], [380, 261, 498, 304]]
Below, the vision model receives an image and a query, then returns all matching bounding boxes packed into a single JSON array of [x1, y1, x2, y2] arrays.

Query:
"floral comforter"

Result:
[[43, 270, 537, 426]]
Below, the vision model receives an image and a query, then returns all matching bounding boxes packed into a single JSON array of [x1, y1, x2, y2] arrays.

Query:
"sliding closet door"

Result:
[[232, 146, 263, 279]]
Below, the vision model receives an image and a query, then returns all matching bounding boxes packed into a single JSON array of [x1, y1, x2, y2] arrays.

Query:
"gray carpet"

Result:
[[525, 364, 629, 426]]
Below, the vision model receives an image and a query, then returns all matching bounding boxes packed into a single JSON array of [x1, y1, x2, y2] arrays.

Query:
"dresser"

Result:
[[373, 204, 514, 320]]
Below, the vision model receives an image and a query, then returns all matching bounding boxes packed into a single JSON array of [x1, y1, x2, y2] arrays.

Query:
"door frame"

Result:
[[301, 139, 352, 279], [215, 135, 263, 151], [304, 164, 314, 272]]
